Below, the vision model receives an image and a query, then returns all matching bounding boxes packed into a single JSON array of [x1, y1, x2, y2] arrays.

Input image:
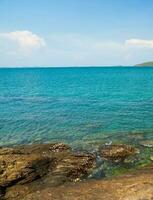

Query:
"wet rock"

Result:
[[0, 186, 5, 199], [0, 154, 52, 187], [100, 144, 137, 163], [42, 152, 96, 186], [124, 156, 138, 164], [2, 143, 153, 200], [49, 143, 71, 152], [20, 169, 153, 200], [12, 143, 70, 154], [150, 156, 153, 161], [139, 140, 153, 148], [0, 148, 18, 155], [0, 143, 96, 199], [65, 153, 96, 180]]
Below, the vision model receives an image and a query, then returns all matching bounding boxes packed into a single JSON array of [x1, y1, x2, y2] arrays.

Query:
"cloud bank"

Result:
[[0, 31, 45, 51], [0, 30, 153, 67], [125, 39, 153, 48]]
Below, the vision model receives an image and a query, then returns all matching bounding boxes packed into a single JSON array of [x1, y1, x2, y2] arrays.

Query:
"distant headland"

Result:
[[135, 62, 153, 67]]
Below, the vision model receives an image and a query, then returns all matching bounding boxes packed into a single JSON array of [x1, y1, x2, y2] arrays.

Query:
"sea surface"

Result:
[[1, 67, 153, 176], [1, 66, 153, 144]]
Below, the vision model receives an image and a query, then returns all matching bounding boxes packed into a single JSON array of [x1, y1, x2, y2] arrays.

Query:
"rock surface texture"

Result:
[[0, 143, 153, 200], [0, 143, 96, 199], [100, 144, 137, 163], [5, 168, 153, 200]]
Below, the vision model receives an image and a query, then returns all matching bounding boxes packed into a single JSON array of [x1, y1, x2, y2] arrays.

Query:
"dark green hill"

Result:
[[135, 62, 153, 67]]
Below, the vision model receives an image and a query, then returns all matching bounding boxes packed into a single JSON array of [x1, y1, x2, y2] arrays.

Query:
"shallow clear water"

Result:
[[0, 67, 153, 146]]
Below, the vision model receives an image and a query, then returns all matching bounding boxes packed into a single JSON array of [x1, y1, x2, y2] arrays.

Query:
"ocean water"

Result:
[[1, 67, 153, 176], [0, 67, 153, 147]]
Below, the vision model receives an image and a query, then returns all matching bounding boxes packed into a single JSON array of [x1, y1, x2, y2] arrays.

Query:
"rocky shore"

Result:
[[0, 142, 153, 199], [0, 143, 96, 199]]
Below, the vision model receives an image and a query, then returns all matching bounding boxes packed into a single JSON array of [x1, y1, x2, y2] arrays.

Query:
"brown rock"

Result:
[[11, 143, 70, 154], [139, 140, 153, 148], [0, 154, 52, 187], [0, 186, 5, 199], [50, 153, 96, 182], [0, 143, 96, 199], [21, 169, 153, 200], [101, 144, 137, 162], [2, 143, 153, 200], [49, 143, 71, 152]]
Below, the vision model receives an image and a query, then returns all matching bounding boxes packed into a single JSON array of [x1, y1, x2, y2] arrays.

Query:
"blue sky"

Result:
[[0, 0, 153, 66]]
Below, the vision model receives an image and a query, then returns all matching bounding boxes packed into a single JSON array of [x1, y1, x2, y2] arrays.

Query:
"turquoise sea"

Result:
[[1, 66, 153, 145], [1, 67, 153, 176]]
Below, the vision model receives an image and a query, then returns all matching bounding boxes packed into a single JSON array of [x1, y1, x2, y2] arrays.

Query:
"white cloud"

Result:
[[0, 31, 153, 66], [125, 39, 153, 48], [0, 30, 45, 50]]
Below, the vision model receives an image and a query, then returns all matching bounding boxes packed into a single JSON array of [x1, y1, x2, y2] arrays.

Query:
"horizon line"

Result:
[[0, 65, 135, 69]]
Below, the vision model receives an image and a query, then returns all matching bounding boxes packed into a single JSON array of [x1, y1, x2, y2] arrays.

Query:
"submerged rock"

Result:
[[150, 156, 153, 161], [128, 132, 144, 140], [100, 144, 138, 163], [139, 140, 153, 148]]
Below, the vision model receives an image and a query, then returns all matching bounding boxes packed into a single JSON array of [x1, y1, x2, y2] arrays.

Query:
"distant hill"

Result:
[[135, 62, 153, 67]]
